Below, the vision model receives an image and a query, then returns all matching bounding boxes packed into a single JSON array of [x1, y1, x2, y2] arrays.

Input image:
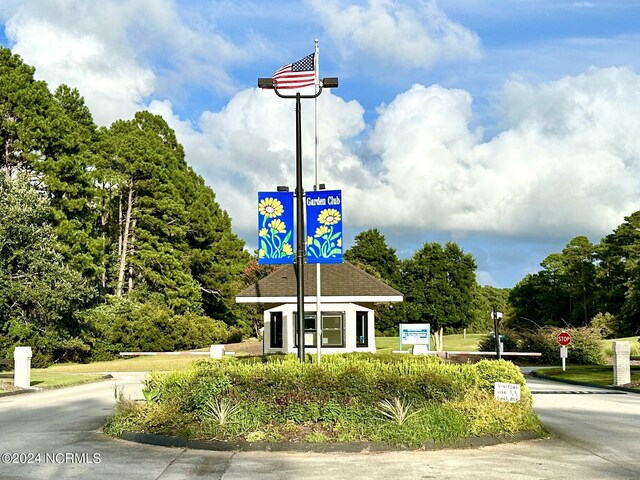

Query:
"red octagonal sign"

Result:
[[557, 331, 572, 346]]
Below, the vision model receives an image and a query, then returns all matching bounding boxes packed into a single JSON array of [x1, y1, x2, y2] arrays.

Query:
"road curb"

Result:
[[119, 430, 541, 453], [0, 374, 114, 398]]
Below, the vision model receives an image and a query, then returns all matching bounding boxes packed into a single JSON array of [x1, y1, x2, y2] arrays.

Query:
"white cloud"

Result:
[[2, 0, 254, 125], [354, 67, 640, 238], [3, 1, 639, 250], [146, 67, 640, 248], [150, 88, 368, 239], [308, 0, 482, 71], [4, 0, 158, 124]]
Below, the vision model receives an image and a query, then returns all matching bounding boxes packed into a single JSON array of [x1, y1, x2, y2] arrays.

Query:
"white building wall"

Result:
[[263, 303, 376, 355]]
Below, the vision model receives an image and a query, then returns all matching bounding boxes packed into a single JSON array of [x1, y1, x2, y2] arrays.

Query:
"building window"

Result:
[[294, 312, 344, 348], [356, 311, 368, 347], [294, 313, 317, 347], [322, 314, 344, 347], [270, 312, 283, 348]]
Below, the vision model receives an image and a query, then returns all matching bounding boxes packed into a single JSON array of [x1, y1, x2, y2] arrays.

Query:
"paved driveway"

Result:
[[0, 371, 638, 479]]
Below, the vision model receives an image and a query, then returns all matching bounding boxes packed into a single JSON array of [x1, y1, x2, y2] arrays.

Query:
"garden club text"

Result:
[[306, 195, 341, 206]]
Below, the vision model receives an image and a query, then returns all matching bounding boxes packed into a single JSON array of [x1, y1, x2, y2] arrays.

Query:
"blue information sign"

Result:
[[257, 191, 294, 264], [305, 190, 343, 264]]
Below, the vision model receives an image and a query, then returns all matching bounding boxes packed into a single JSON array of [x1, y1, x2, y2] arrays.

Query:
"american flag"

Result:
[[272, 53, 316, 89]]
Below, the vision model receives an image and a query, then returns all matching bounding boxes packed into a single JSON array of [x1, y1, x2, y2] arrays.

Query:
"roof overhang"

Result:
[[236, 295, 403, 304]]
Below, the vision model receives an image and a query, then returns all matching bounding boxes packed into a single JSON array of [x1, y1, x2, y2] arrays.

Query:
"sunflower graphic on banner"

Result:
[[306, 190, 343, 264], [257, 192, 294, 264]]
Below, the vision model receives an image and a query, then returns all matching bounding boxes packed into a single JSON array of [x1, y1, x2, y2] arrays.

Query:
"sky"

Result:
[[2, 0, 640, 288]]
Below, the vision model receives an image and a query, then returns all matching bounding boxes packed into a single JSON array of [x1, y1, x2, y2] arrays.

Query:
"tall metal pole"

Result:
[[295, 92, 306, 362], [259, 73, 335, 362], [314, 39, 322, 365]]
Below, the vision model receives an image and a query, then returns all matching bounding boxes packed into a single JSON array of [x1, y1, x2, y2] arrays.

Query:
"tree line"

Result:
[[508, 214, 640, 337], [0, 47, 257, 365], [344, 229, 508, 335]]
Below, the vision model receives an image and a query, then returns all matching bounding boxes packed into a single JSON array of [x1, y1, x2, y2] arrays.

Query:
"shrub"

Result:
[[479, 327, 606, 365], [519, 327, 605, 365], [83, 297, 235, 361], [590, 312, 618, 339], [0, 318, 90, 367], [108, 353, 542, 445], [474, 359, 526, 391], [452, 391, 542, 437]]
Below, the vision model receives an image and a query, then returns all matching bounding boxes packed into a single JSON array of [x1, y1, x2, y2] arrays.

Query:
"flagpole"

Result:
[[314, 39, 322, 365]]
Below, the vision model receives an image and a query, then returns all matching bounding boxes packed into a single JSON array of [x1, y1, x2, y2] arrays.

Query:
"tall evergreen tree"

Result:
[[100, 111, 201, 312], [345, 228, 401, 286], [603, 212, 640, 334], [98, 111, 250, 317], [178, 167, 250, 322], [401, 242, 477, 331], [1, 48, 102, 287], [561, 236, 597, 326], [0, 174, 91, 364]]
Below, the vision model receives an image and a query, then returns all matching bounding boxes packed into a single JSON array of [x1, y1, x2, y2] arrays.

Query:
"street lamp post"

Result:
[[257, 76, 338, 362]]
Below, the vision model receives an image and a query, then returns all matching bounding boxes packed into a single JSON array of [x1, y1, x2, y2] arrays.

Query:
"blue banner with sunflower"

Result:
[[258, 192, 295, 264], [306, 190, 343, 264]]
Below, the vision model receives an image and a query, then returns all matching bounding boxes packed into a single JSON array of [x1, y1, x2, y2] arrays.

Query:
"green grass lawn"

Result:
[[601, 336, 640, 357], [375, 334, 484, 354], [535, 365, 640, 391], [37, 355, 207, 374]]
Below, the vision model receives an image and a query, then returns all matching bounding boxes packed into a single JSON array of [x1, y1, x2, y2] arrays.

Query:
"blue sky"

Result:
[[2, 0, 640, 288]]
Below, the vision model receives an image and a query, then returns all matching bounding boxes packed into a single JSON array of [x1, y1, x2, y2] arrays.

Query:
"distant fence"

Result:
[[120, 345, 232, 359], [401, 349, 542, 359], [444, 351, 542, 358], [120, 352, 211, 357]]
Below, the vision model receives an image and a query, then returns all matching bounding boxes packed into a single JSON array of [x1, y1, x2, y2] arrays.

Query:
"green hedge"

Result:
[[83, 298, 240, 361], [106, 354, 542, 446], [479, 327, 606, 365]]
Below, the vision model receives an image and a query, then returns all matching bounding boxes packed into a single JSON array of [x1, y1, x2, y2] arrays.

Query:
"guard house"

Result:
[[236, 262, 403, 355]]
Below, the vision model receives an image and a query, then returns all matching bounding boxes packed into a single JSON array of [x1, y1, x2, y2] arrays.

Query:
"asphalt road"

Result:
[[0, 370, 638, 480]]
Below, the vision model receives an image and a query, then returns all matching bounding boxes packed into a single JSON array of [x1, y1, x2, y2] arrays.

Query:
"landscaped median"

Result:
[[105, 354, 544, 450]]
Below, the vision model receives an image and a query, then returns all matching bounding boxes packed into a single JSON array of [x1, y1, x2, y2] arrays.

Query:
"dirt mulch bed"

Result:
[[225, 340, 263, 356], [0, 382, 23, 394]]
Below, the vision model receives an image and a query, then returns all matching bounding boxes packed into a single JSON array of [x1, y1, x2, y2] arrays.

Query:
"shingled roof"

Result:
[[236, 262, 403, 304]]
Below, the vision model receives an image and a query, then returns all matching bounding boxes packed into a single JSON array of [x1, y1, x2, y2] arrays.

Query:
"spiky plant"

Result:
[[201, 398, 241, 426], [375, 397, 422, 425]]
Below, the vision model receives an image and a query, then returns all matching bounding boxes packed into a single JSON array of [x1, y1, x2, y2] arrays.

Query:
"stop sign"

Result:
[[557, 331, 572, 346]]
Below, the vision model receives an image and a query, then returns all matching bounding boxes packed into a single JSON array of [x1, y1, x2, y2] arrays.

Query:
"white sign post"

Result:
[[399, 323, 430, 352], [560, 346, 568, 371], [557, 331, 571, 371]]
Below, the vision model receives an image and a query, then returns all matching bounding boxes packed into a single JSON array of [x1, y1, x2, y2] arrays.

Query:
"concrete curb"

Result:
[[0, 388, 35, 398], [530, 370, 640, 394], [119, 430, 541, 453]]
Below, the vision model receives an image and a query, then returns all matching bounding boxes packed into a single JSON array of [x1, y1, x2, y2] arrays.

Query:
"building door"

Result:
[[270, 312, 283, 348], [356, 311, 368, 347]]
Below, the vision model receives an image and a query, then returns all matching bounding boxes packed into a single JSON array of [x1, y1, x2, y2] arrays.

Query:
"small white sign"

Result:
[[560, 346, 568, 359], [400, 323, 430, 345], [494, 382, 521, 403]]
